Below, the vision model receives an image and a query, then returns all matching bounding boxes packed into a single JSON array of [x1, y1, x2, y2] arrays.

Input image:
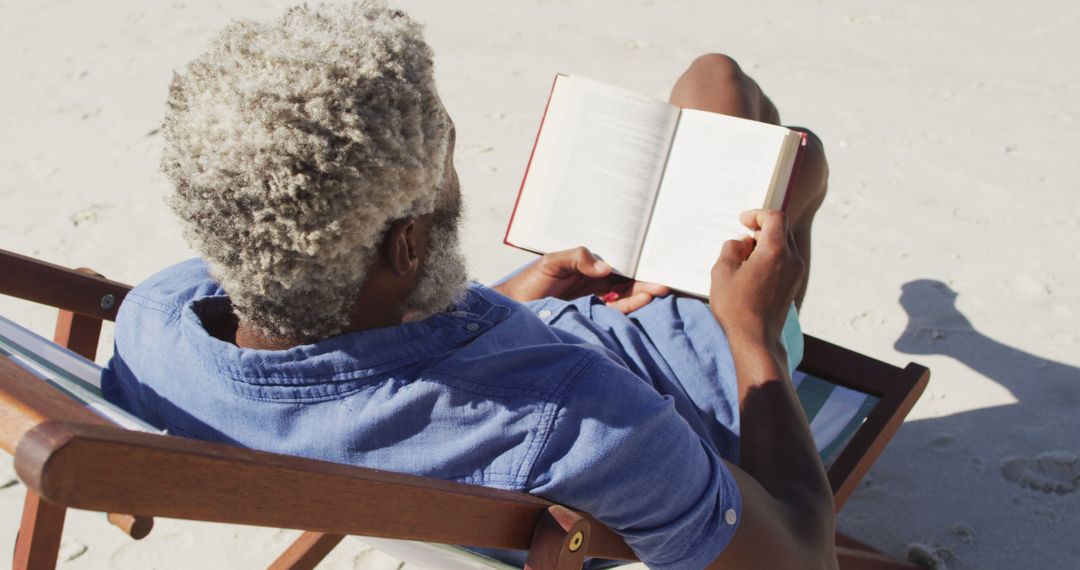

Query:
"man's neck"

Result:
[[234, 300, 408, 350], [234, 325, 305, 350], [232, 258, 419, 350]]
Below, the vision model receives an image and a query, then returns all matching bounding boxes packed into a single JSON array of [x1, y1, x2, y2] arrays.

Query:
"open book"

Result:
[[504, 74, 806, 298]]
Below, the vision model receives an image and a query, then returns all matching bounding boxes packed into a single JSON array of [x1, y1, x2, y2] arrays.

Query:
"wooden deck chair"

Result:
[[0, 248, 929, 570]]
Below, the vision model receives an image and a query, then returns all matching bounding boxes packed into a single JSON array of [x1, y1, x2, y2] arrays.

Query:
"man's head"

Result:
[[162, 2, 466, 342]]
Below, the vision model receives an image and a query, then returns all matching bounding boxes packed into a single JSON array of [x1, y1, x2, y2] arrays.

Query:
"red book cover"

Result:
[[504, 74, 563, 248]]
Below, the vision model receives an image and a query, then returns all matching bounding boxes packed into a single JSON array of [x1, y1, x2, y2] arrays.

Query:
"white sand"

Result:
[[2, 1, 1078, 568]]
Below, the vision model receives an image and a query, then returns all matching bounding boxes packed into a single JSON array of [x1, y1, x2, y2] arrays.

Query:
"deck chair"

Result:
[[0, 248, 929, 570]]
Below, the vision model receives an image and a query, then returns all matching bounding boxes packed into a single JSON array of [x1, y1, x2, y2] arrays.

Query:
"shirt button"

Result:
[[465, 323, 481, 332], [537, 309, 553, 319], [724, 509, 737, 525]]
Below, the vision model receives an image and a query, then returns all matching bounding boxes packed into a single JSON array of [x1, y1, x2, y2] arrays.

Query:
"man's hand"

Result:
[[705, 210, 835, 570], [493, 247, 670, 314], [709, 210, 805, 347]]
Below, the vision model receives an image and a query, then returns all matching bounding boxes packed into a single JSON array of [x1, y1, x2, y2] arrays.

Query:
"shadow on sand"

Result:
[[837, 279, 1080, 569]]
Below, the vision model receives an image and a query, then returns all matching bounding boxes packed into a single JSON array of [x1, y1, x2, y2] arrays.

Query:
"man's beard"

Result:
[[401, 205, 469, 320]]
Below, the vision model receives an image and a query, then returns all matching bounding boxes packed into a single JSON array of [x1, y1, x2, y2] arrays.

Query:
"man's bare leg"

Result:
[[669, 54, 828, 309]]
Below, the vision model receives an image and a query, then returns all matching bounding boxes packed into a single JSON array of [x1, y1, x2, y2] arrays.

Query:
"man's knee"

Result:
[[796, 127, 829, 182], [685, 53, 746, 84], [679, 53, 752, 98], [672, 53, 764, 120]]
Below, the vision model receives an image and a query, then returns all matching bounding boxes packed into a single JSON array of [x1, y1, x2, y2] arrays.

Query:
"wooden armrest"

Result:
[[802, 335, 916, 398], [0, 248, 131, 322], [828, 359, 928, 509], [0, 358, 109, 454], [14, 421, 638, 561], [801, 335, 931, 510]]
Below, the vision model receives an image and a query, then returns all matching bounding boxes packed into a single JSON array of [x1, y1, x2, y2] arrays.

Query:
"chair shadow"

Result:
[[836, 279, 1080, 568]]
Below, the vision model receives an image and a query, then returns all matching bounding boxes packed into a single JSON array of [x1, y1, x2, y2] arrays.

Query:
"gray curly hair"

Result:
[[162, 1, 450, 340]]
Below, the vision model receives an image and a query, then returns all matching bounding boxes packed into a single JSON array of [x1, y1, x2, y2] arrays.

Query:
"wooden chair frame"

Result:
[[0, 249, 929, 569]]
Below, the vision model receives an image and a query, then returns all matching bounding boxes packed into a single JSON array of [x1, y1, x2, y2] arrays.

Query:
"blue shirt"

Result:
[[102, 259, 802, 569]]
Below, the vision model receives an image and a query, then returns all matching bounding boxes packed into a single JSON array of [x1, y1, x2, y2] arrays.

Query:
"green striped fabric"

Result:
[[0, 314, 160, 432], [792, 370, 880, 466]]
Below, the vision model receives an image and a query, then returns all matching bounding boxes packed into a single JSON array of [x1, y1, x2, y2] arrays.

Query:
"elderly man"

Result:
[[102, 2, 834, 569]]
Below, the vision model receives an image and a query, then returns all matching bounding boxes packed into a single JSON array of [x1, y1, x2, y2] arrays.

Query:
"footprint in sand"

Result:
[[906, 542, 951, 569], [69, 203, 114, 227], [945, 523, 975, 545], [59, 540, 88, 562], [1000, 450, 1080, 494], [1004, 274, 1053, 300]]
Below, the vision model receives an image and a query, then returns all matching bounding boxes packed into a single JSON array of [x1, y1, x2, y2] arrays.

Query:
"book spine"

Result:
[[780, 131, 808, 213], [504, 75, 562, 247]]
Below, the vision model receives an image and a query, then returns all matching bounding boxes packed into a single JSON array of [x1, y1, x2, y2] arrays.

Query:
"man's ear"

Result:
[[385, 217, 421, 277]]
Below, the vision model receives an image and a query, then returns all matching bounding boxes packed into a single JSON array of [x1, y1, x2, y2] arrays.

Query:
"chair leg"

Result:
[[53, 286, 156, 542], [268, 532, 345, 570], [13, 491, 67, 570], [106, 513, 154, 540], [52, 309, 102, 362]]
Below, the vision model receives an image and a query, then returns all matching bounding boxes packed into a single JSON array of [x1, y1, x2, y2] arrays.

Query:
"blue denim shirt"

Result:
[[102, 259, 801, 569]]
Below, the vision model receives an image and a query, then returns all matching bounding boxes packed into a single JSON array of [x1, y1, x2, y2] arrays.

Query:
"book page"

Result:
[[505, 76, 680, 275], [635, 110, 791, 296]]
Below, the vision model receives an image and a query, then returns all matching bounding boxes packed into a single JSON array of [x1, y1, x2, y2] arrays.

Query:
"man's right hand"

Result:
[[709, 209, 804, 349], [704, 209, 837, 570]]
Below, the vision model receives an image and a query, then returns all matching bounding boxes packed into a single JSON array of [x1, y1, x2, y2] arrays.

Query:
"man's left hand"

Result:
[[492, 247, 670, 314]]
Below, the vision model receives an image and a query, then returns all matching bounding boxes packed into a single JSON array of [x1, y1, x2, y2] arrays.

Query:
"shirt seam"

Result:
[[225, 381, 377, 403], [223, 353, 427, 384], [429, 369, 575, 399], [124, 291, 184, 320], [513, 350, 599, 483], [520, 352, 606, 485]]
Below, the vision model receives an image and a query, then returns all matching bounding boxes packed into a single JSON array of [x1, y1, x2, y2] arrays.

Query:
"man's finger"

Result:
[[738, 209, 765, 230], [541, 246, 611, 278], [718, 236, 754, 266], [630, 281, 671, 298], [607, 291, 654, 314], [740, 209, 787, 248], [571, 247, 611, 278]]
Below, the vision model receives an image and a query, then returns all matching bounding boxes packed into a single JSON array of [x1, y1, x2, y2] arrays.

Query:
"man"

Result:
[[102, 3, 834, 568]]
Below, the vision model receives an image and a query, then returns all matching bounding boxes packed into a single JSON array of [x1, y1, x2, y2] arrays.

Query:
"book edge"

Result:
[[780, 132, 809, 213], [503, 74, 566, 249]]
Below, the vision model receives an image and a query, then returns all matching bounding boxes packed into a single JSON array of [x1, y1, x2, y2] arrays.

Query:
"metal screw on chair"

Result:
[[100, 294, 116, 310], [568, 530, 584, 552]]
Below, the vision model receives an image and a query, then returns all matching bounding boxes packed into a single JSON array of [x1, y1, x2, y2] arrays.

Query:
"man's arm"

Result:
[[706, 210, 837, 569], [495, 215, 835, 566]]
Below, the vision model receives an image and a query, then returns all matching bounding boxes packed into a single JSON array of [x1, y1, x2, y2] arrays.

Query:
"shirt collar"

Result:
[[180, 282, 510, 386]]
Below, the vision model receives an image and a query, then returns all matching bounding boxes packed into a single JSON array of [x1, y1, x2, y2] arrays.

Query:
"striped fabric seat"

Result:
[[794, 370, 880, 465], [0, 313, 879, 569], [0, 314, 158, 433]]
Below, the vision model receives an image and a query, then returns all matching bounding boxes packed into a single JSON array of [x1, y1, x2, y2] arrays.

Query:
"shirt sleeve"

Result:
[[525, 353, 742, 570]]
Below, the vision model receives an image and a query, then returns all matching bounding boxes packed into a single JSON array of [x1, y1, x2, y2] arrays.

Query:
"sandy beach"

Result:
[[2, 0, 1078, 568]]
